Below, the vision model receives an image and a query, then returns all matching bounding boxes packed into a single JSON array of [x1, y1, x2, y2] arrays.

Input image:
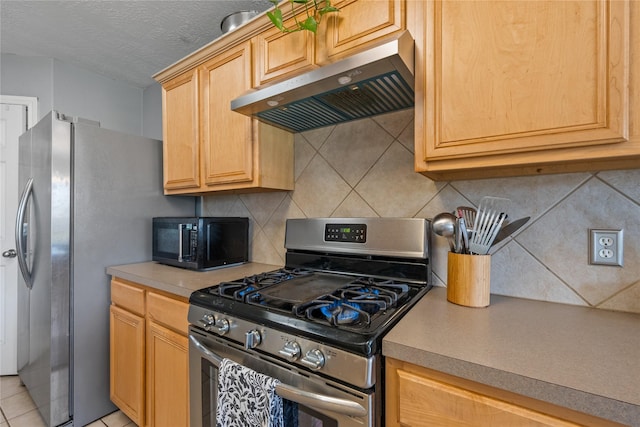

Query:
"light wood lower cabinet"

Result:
[[110, 305, 145, 426], [386, 358, 625, 427], [110, 278, 189, 427]]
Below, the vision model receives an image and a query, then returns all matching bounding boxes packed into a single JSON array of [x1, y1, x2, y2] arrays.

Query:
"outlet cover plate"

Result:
[[589, 229, 623, 267]]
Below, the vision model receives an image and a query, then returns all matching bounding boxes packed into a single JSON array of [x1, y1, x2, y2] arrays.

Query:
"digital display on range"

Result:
[[325, 224, 366, 243]]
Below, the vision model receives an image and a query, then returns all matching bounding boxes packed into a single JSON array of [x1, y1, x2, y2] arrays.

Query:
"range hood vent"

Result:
[[231, 31, 415, 133]]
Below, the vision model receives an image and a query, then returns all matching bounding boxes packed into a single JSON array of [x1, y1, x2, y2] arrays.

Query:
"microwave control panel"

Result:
[[182, 223, 198, 261]]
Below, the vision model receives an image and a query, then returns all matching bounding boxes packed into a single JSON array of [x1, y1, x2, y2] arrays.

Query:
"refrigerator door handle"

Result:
[[15, 177, 34, 289]]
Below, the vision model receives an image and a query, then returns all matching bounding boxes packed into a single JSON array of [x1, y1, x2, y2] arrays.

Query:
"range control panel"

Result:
[[324, 224, 367, 243]]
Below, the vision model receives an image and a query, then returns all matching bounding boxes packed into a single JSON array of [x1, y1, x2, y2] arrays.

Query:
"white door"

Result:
[[0, 97, 36, 375]]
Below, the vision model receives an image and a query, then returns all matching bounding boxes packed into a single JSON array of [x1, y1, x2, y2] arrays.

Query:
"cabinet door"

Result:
[[201, 42, 254, 186], [317, 0, 405, 64], [162, 69, 200, 192], [386, 359, 615, 427], [110, 305, 145, 427], [255, 12, 316, 86], [413, 0, 629, 179], [146, 321, 189, 427]]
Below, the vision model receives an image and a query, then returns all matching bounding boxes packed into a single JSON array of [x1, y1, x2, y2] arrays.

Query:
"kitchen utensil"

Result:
[[455, 217, 463, 253], [433, 212, 457, 252], [459, 217, 470, 253], [456, 206, 476, 232], [469, 197, 510, 255], [490, 216, 530, 247], [469, 212, 507, 255]]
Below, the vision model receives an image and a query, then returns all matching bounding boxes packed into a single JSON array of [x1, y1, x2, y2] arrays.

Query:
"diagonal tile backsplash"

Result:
[[203, 109, 640, 314]]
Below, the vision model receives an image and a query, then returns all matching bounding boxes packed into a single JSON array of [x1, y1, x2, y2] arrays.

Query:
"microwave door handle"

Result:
[[178, 223, 184, 262], [188, 335, 367, 418], [15, 177, 34, 289]]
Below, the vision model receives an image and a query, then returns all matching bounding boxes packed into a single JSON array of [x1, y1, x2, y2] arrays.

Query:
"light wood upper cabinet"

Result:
[[409, 0, 636, 180], [160, 41, 294, 195], [254, 12, 316, 85], [162, 69, 200, 191], [317, 0, 405, 64], [201, 42, 254, 186], [386, 358, 624, 427], [255, 1, 405, 84]]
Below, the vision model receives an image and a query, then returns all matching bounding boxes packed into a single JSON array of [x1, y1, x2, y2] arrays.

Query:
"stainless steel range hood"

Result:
[[231, 31, 415, 133]]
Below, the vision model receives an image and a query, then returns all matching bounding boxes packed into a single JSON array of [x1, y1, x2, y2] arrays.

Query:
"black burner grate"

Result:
[[294, 278, 410, 328], [216, 268, 314, 301]]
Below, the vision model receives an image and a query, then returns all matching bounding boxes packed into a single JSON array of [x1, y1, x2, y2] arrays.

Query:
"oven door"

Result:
[[189, 328, 375, 427]]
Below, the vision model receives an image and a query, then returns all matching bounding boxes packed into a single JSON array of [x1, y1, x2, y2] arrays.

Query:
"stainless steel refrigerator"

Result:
[[15, 111, 195, 426]]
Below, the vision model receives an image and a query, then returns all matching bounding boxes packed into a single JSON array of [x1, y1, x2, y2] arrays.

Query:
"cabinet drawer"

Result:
[[147, 292, 189, 334], [111, 279, 145, 316]]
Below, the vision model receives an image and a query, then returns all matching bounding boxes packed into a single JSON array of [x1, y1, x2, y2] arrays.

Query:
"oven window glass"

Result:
[[297, 405, 338, 427], [198, 358, 338, 427]]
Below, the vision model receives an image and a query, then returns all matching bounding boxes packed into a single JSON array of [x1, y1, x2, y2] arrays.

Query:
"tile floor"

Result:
[[0, 376, 135, 427]]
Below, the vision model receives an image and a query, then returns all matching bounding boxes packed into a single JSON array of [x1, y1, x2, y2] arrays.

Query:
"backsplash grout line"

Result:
[[205, 111, 640, 314]]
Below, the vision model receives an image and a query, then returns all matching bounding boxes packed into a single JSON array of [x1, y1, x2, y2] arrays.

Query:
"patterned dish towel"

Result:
[[217, 358, 284, 427]]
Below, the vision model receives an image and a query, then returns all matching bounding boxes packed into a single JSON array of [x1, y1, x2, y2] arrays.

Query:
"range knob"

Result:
[[215, 318, 230, 335], [245, 329, 262, 349], [278, 341, 301, 361], [301, 348, 325, 370], [198, 313, 215, 331]]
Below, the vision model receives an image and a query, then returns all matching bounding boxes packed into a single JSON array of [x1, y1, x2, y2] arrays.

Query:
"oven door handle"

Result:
[[189, 335, 367, 418]]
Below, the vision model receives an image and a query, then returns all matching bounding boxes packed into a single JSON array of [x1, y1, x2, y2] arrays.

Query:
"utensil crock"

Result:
[[447, 252, 491, 307]]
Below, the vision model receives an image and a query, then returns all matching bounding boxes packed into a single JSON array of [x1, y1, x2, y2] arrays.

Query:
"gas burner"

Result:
[[319, 298, 366, 325], [216, 268, 314, 301], [341, 278, 410, 305], [301, 295, 372, 326], [292, 277, 412, 328]]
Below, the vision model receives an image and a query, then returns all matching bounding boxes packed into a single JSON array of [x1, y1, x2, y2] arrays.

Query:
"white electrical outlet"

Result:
[[589, 229, 623, 266]]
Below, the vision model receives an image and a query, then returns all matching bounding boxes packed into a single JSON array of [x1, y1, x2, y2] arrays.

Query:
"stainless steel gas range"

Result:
[[188, 217, 432, 427]]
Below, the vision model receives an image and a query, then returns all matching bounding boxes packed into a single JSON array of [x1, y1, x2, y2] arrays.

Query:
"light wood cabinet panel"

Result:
[[254, 12, 316, 85], [110, 305, 145, 426], [146, 321, 189, 427], [110, 279, 189, 427], [160, 41, 294, 195], [386, 358, 625, 427], [201, 42, 254, 186], [111, 279, 145, 316], [147, 291, 189, 334], [162, 69, 200, 191], [410, 0, 635, 180], [317, 0, 405, 64]]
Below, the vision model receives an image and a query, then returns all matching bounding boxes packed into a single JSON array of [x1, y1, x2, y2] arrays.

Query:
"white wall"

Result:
[[142, 84, 163, 140], [0, 54, 53, 122], [1, 53, 144, 135]]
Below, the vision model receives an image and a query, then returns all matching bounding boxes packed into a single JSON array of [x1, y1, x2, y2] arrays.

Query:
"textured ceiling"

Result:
[[0, 0, 274, 88]]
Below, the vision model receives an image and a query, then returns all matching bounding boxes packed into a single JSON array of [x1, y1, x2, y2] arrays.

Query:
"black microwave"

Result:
[[152, 217, 249, 271]]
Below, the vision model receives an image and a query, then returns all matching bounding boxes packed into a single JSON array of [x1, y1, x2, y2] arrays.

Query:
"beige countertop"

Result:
[[106, 261, 282, 299], [383, 287, 640, 427]]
